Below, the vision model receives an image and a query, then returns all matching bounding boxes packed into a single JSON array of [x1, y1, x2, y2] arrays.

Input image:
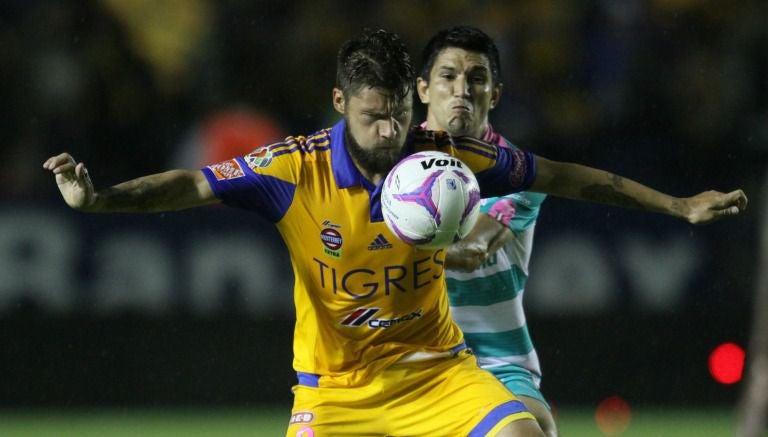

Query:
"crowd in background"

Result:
[[0, 0, 765, 412], [1, 0, 765, 202]]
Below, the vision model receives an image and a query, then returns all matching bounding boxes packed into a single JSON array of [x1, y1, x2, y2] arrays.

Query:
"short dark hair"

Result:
[[420, 26, 502, 85], [336, 29, 414, 101]]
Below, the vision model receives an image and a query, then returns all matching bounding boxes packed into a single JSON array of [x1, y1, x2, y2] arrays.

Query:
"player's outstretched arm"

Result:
[[530, 156, 748, 224], [43, 153, 219, 213]]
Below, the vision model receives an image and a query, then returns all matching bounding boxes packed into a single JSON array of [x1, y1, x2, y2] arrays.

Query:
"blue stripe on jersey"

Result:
[[271, 145, 300, 157], [464, 326, 534, 357], [445, 265, 527, 306], [469, 400, 529, 437], [297, 372, 320, 387], [455, 135, 498, 155], [268, 132, 330, 157], [302, 133, 331, 152], [453, 142, 497, 160]]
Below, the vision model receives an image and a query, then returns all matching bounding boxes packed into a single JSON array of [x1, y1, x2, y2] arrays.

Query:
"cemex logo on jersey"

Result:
[[340, 307, 423, 329], [367, 233, 392, 250]]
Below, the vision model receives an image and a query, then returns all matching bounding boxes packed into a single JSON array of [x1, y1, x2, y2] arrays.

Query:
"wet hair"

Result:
[[336, 29, 414, 101], [420, 25, 502, 84]]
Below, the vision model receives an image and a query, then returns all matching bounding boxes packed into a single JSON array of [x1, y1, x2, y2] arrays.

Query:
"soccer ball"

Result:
[[381, 151, 481, 249]]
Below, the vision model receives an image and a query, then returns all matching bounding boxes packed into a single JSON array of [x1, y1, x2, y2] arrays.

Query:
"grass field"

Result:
[[0, 407, 738, 436]]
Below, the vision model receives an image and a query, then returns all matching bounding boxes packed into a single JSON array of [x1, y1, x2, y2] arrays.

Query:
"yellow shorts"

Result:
[[286, 350, 534, 436]]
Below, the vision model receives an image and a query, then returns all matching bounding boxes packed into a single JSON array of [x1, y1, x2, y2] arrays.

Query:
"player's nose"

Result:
[[378, 119, 397, 139], [452, 75, 470, 97]]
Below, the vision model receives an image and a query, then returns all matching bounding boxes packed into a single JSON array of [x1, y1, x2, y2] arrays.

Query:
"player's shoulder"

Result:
[[252, 128, 332, 164], [281, 128, 333, 156], [409, 126, 496, 156], [236, 128, 333, 186]]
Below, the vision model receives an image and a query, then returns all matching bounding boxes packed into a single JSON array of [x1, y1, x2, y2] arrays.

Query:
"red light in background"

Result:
[[708, 342, 745, 385], [595, 395, 631, 436]]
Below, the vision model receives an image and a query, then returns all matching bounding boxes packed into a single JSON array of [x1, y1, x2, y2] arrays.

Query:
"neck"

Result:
[[353, 159, 387, 185]]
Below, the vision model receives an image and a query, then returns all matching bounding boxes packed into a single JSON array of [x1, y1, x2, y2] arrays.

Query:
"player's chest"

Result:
[[287, 189, 396, 262]]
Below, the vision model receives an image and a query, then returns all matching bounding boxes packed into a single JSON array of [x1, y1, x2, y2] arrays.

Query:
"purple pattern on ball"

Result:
[[393, 169, 443, 225], [391, 222, 434, 245], [461, 188, 481, 223], [456, 171, 473, 184]]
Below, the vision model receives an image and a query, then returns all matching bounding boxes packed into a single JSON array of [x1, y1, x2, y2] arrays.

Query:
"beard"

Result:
[[345, 131, 403, 176]]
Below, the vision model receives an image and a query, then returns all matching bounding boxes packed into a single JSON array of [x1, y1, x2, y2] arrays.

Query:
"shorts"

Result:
[[286, 349, 535, 436], [493, 366, 550, 409]]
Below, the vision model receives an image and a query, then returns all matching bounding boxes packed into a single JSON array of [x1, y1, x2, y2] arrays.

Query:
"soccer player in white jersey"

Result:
[[417, 25, 557, 435], [45, 29, 746, 437]]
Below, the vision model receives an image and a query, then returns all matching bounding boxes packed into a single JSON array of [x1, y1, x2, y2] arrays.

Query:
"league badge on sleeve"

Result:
[[245, 146, 274, 169]]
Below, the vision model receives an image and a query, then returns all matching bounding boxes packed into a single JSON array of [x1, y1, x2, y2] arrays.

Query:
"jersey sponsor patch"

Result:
[[320, 228, 342, 250], [245, 146, 274, 169], [320, 228, 342, 258], [208, 159, 245, 180]]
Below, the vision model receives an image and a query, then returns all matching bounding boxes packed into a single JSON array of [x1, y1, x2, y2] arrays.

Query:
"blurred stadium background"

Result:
[[1, 0, 765, 435]]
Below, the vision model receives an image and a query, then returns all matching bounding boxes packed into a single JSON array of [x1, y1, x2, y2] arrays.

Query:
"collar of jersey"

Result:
[[330, 118, 372, 189]]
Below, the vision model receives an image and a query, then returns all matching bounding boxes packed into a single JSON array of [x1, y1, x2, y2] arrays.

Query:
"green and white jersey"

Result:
[[446, 189, 546, 386]]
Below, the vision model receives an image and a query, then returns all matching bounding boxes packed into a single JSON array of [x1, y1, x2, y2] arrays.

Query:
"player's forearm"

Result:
[[531, 157, 687, 219], [90, 170, 217, 213], [445, 214, 510, 272]]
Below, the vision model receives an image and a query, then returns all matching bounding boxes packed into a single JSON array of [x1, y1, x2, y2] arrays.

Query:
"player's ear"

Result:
[[490, 82, 503, 109], [332, 88, 345, 114], [416, 77, 430, 104]]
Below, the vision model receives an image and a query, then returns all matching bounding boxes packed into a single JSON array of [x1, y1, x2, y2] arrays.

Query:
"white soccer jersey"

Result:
[[447, 191, 545, 384], [443, 124, 547, 389]]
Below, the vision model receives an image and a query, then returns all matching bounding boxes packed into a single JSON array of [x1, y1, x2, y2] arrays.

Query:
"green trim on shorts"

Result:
[[490, 364, 550, 409]]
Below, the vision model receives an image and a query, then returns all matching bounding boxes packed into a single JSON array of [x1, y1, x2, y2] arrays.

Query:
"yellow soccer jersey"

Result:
[[202, 119, 537, 387]]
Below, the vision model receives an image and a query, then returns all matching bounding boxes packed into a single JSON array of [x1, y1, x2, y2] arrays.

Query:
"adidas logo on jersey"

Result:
[[368, 233, 392, 250]]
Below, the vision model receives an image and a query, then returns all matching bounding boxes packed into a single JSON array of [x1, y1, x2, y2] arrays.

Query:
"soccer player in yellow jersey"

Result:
[[44, 29, 746, 437]]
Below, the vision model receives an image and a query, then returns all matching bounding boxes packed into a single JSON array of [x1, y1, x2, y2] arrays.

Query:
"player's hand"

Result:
[[445, 214, 512, 272], [683, 189, 748, 224], [43, 153, 96, 211]]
